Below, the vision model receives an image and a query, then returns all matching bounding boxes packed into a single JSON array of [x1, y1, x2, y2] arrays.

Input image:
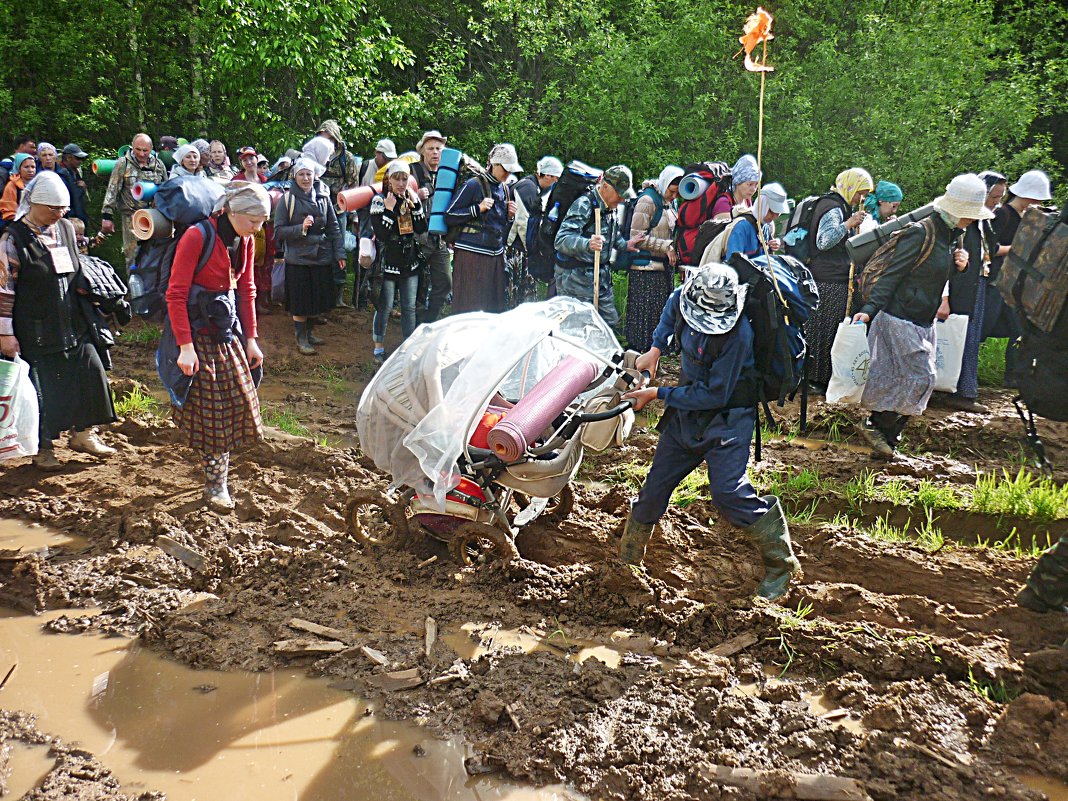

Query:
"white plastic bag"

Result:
[[934, 314, 969, 393], [826, 318, 870, 405], [358, 237, 376, 269], [0, 356, 39, 460]]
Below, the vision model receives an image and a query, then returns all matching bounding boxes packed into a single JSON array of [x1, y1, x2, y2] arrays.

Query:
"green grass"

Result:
[[262, 406, 310, 437], [970, 468, 1068, 523], [119, 324, 162, 345], [114, 386, 163, 418], [978, 338, 1006, 387], [968, 666, 1022, 704], [315, 364, 346, 394], [832, 509, 946, 552]]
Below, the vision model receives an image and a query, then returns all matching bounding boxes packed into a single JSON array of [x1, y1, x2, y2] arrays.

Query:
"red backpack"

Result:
[[676, 161, 733, 266]]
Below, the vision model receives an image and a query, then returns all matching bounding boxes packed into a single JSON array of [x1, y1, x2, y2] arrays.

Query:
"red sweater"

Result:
[[165, 217, 257, 346]]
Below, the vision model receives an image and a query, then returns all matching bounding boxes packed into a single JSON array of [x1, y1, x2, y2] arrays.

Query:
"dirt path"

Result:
[[2, 309, 1068, 800]]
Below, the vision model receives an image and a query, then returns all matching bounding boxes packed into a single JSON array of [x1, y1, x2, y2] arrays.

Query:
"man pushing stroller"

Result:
[[621, 262, 801, 601]]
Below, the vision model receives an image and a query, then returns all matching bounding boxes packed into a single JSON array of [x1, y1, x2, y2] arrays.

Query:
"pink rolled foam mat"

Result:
[[486, 356, 599, 462]]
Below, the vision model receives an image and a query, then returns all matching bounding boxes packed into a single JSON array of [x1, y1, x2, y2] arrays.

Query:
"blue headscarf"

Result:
[[731, 154, 760, 190], [863, 180, 903, 222]]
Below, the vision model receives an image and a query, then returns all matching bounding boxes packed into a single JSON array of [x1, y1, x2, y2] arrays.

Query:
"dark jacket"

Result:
[[858, 213, 957, 325], [272, 180, 345, 266], [57, 165, 89, 227], [369, 192, 428, 277], [444, 175, 509, 256], [808, 193, 852, 282], [988, 203, 1022, 284], [950, 220, 994, 316]]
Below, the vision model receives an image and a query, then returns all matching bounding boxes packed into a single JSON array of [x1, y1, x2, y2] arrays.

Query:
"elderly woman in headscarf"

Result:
[[163, 181, 271, 509], [852, 174, 988, 457], [1, 154, 38, 222], [0, 172, 117, 470], [802, 167, 874, 393], [272, 155, 344, 355], [858, 180, 903, 234], [169, 143, 204, 179], [713, 154, 761, 220], [624, 165, 684, 351], [36, 143, 58, 172]]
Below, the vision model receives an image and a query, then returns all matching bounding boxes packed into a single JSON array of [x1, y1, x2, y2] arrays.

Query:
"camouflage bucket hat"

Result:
[[680, 263, 747, 335]]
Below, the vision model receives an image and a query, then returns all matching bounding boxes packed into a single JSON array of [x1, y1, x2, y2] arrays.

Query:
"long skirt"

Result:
[[625, 267, 674, 352], [26, 336, 116, 442], [452, 249, 506, 314], [172, 332, 262, 453], [285, 261, 336, 317], [804, 280, 851, 389], [861, 311, 938, 417], [956, 276, 986, 399]]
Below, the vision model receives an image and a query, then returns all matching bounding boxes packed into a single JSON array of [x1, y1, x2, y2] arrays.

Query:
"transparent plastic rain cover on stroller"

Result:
[[356, 297, 622, 509]]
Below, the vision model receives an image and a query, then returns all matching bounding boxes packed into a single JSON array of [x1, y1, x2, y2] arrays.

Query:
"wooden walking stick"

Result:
[[846, 259, 856, 318], [592, 206, 602, 311]]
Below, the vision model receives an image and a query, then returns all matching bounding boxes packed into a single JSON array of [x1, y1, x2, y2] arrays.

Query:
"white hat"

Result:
[[933, 173, 996, 221], [536, 156, 564, 177], [375, 138, 398, 159], [488, 143, 523, 174], [757, 182, 789, 215], [680, 263, 747, 335], [416, 130, 447, 153], [385, 159, 411, 177], [1009, 170, 1052, 202]]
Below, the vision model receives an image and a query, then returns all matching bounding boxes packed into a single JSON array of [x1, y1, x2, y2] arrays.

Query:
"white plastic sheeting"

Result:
[[356, 297, 622, 508]]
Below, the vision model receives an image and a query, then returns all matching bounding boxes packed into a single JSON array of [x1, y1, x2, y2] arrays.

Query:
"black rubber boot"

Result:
[[294, 321, 316, 356], [744, 495, 802, 600], [306, 321, 325, 346], [619, 513, 656, 565]]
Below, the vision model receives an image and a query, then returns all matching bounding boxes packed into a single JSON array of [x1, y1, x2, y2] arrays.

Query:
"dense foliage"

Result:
[[2, 0, 1064, 207]]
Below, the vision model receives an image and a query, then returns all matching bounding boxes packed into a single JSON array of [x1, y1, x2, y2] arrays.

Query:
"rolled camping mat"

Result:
[[268, 188, 283, 209], [160, 151, 176, 169], [92, 159, 116, 177], [132, 208, 173, 241], [176, 137, 189, 147], [336, 185, 375, 213], [486, 356, 600, 462], [117, 145, 131, 158], [429, 148, 463, 235], [132, 182, 158, 202], [678, 174, 711, 201]]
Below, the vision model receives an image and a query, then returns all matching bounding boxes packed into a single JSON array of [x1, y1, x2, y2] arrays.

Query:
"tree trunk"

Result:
[[126, 0, 147, 130]]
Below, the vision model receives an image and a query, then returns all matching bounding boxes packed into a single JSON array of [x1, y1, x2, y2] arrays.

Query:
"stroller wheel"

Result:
[[512, 485, 574, 524], [449, 522, 520, 565], [346, 489, 410, 547]]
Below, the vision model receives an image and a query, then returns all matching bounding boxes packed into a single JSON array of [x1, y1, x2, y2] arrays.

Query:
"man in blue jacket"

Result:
[[620, 262, 801, 600]]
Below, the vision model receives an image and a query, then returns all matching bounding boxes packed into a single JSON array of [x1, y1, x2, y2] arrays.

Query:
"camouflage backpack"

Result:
[[855, 216, 938, 306]]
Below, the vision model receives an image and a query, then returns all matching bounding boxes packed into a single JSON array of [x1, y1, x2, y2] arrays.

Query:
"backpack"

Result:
[[696, 212, 758, 266], [535, 161, 601, 270], [615, 187, 664, 270], [129, 221, 216, 322], [781, 194, 827, 264], [444, 162, 493, 245], [854, 216, 939, 307], [675, 161, 732, 266], [996, 206, 1068, 468]]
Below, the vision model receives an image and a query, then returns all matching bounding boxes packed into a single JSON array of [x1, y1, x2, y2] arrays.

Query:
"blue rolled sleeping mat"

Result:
[[429, 148, 463, 235]]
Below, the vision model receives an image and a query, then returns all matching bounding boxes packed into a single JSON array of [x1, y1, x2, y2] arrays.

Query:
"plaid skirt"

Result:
[[172, 332, 263, 453]]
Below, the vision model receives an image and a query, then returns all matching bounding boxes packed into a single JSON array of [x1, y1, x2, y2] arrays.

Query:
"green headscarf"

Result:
[[863, 180, 903, 222]]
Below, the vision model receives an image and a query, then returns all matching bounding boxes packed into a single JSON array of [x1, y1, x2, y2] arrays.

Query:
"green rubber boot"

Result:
[[744, 495, 802, 600], [1018, 536, 1068, 614], [619, 514, 656, 565]]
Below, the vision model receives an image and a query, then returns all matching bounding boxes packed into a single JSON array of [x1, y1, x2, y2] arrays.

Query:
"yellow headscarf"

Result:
[[833, 168, 874, 207]]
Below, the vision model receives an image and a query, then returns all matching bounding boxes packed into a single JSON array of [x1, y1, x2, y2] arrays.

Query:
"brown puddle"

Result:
[[0, 518, 88, 555], [1015, 773, 1068, 801], [0, 609, 583, 800]]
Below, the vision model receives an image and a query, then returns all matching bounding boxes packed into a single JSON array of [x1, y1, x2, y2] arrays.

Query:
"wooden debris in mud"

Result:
[[425, 616, 437, 659], [287, 617, 348, 643], [0, 662, 16, 691], [272, 638, 348, 656], [710, 631, 759, 657], [417, 556, 438, 569], [360, 646, 390, 666], [505, 701, 524, 731], [428, 660, 470, 687], [700, 764, 871, 800], [368, 668, 424, 692], [156, 535, 208, 573]]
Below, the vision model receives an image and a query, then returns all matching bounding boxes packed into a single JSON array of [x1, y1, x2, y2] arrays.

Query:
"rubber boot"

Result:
[[294, 321, 316, 356], [744, 495, 802, 600], [335, 285, 351, 308], [306, 321, 325, 346], [1018, 537, 1068, 614], [619, 513, 656, 565], [203, 452, 234, 511]]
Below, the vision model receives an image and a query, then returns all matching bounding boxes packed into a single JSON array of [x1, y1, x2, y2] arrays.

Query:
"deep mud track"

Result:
[[2, 313, 1068, 800]]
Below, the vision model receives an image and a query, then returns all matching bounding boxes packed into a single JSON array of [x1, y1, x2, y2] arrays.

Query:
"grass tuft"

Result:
[[114, 386, 163, 418], [119, 324, 162, 346], [262, 406, 310, 437]]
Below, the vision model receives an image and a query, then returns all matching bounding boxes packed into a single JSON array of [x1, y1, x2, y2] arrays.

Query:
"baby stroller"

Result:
[[353, 297, 645, 563]]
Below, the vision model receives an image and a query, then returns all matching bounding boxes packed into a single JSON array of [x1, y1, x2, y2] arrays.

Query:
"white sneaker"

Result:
[[69, 429, 117, 456]]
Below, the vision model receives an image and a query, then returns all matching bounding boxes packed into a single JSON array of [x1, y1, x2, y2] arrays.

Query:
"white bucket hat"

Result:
[[680, 263, 747, 336], [933, 173, 996, 221], [1009, 170, 1052, 202], [488, 143, 523, 174]]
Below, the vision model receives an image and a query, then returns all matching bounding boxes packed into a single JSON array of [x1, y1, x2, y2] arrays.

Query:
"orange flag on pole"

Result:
[[737, 7, 774, 72]]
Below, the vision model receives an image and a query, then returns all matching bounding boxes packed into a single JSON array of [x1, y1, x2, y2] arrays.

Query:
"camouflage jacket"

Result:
[[322, 148, 360, 208], [101, 154, 168, 219]]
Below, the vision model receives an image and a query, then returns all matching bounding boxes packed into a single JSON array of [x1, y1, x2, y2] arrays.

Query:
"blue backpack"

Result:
[[615, 187, 664, 271]]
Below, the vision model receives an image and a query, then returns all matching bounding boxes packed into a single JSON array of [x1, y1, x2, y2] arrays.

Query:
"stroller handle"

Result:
[[575, 399, 635, 423]]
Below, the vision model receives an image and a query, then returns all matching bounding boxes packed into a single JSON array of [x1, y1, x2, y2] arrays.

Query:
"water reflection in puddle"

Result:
[[0, 518, 88, 555], [0, 610, 582, 800]]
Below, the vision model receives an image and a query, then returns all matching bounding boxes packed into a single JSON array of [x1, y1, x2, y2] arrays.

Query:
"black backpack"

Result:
[[782, 193, 832, 264], [129, 220, 217, 322], [534, 161, 601, 270], [615, 187, 664, 271]]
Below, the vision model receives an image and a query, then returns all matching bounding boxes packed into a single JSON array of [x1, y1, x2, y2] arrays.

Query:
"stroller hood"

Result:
[[356, 298, 622, 509]]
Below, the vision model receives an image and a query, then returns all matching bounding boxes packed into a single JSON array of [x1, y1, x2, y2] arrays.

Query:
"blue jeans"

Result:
[[373, 273, 419, 342], [631, 406, 767, 528]]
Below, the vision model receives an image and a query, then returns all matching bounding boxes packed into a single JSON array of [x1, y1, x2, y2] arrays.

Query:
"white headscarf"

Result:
[[213, 181, 271, 217], [301, 136, 334, 168], [656, 165, 685, 197], [15, 171, 70, 221], [170, 144, 201, 178], [291, 156, 325, 180], [36, 142, 58, 158]]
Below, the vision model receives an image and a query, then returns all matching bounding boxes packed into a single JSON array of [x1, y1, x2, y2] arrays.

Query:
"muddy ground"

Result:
[[3, 304, 1068, 800]]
